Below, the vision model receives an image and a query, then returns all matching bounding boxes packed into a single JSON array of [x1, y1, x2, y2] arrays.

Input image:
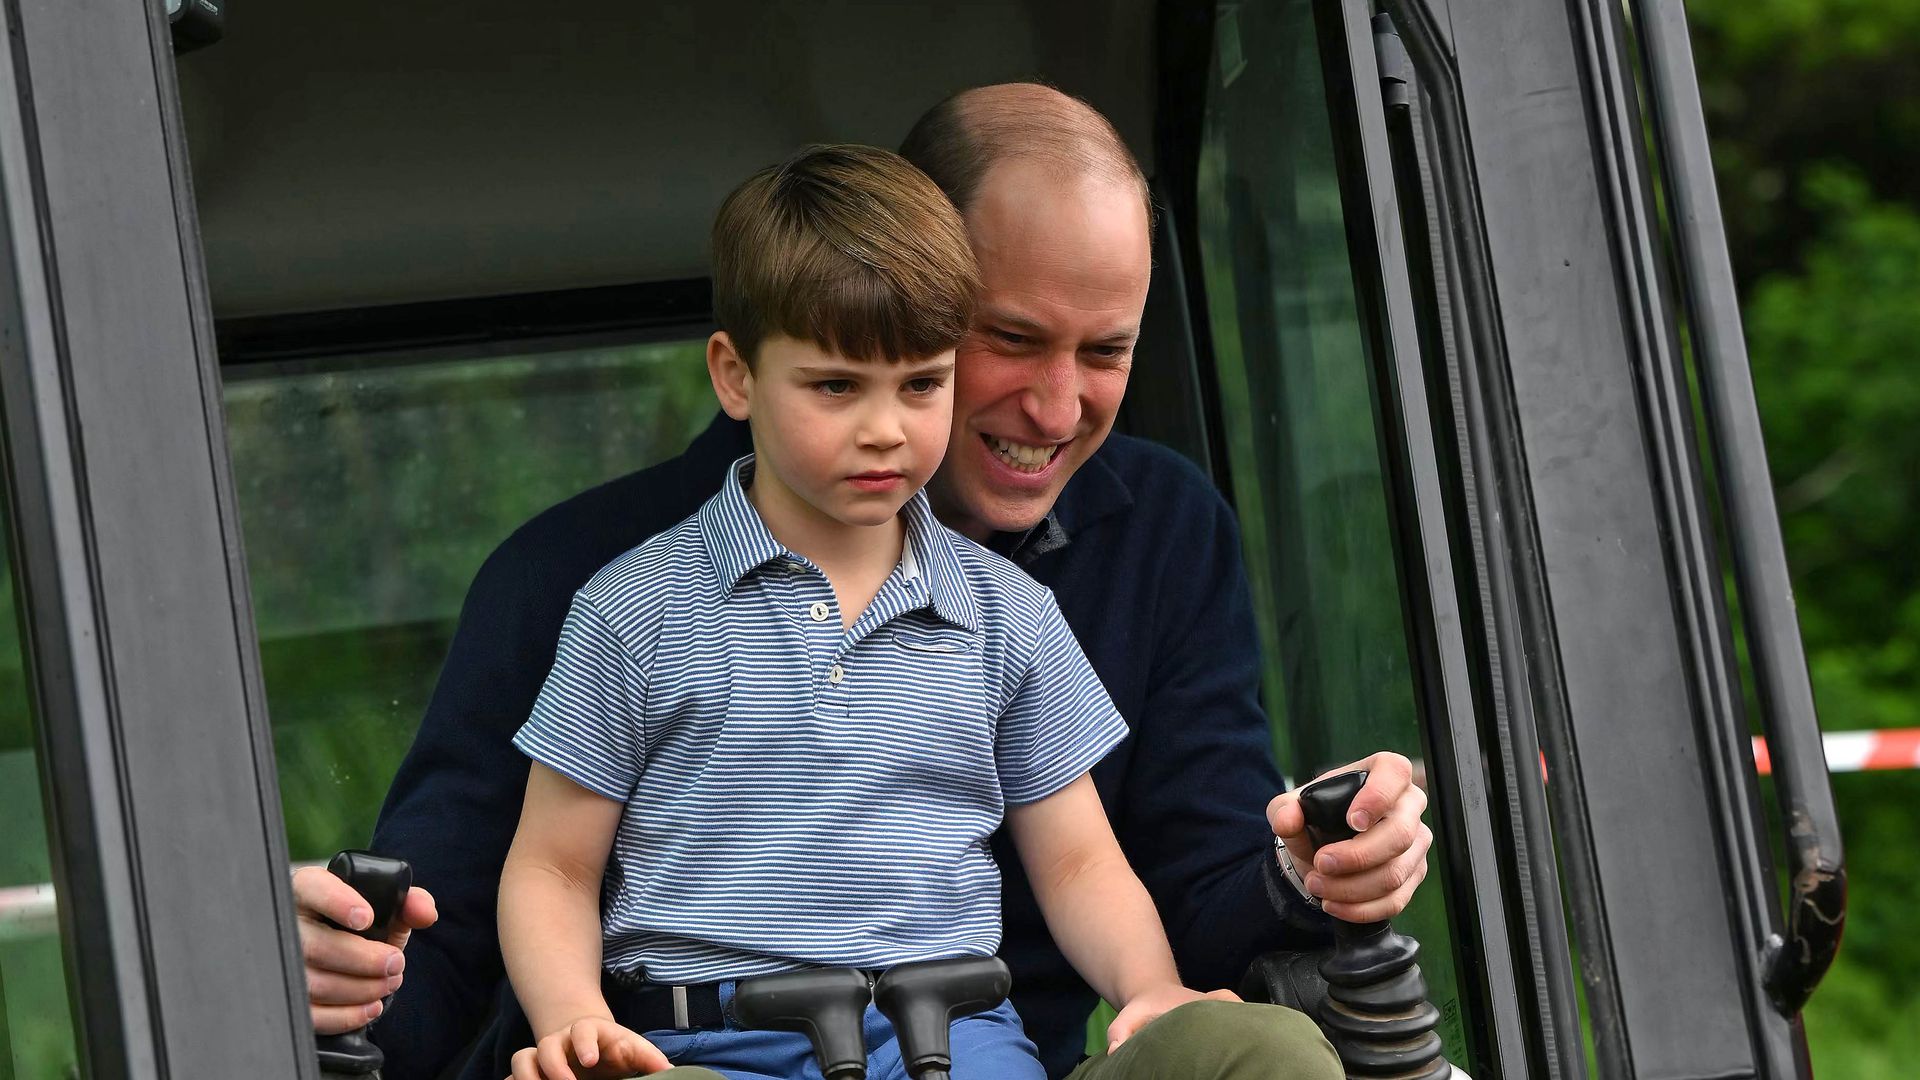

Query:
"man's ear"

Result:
[[707, 331, 753, 421]]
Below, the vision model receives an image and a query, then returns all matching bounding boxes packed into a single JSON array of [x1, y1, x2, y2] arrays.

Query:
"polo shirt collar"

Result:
[[696, 455, 980, 634], [899, 482, 979, 634], [696, 456, 789, 591]]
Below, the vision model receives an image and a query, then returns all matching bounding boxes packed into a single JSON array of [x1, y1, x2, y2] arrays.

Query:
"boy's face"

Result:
[[709, 332, 956, 530]]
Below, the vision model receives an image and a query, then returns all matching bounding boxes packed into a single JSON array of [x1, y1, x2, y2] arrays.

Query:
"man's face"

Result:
[[730, 334, 955, 531], [929, 162, 1153, 540]]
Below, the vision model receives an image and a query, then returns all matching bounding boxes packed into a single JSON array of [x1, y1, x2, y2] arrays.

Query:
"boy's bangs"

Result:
[[711, 144, 980, 364], [786, 257, 973, 363]]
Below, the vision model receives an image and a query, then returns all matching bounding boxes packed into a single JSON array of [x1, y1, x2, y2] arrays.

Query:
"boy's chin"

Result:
[[833, 503, 908, 529]]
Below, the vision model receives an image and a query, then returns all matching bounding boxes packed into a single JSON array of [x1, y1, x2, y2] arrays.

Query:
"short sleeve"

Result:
[[512, 594, 646, 802], [996, 596, 1129, 804]]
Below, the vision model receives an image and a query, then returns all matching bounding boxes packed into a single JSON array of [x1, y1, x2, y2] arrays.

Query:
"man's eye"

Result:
[[993, 329, 1032, 347], [814, 380, 854, 396]]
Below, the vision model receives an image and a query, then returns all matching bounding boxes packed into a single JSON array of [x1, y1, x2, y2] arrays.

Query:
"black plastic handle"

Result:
[[315, 850, 412, 1076], [1296, 769, 1451, 1078], [733, 967, 872, 1079], [872, 957, 1011, 1080], [1300, 769, 1370, 850]]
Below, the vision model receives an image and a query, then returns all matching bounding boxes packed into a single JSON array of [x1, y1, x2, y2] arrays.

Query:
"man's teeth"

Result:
[[988, 436, 1059, 473]]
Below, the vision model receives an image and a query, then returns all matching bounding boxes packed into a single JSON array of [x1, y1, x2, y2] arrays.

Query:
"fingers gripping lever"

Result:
[[315, 850, 412, 1078], [1300, 771, 1456, 1080]]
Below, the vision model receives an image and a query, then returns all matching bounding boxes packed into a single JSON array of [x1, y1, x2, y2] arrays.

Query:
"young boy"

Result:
[[496, 144, 1231, 1080]]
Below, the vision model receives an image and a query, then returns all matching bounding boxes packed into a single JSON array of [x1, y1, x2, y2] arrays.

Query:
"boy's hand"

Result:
[[1266, 751, 1432, 923], [508, 1017, 671, 1079], [1104, 985, 1241, 1052], [292, 864, 438, 1034]]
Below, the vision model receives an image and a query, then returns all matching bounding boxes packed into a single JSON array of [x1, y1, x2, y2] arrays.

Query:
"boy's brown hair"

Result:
[[711, 144, 979, 366]]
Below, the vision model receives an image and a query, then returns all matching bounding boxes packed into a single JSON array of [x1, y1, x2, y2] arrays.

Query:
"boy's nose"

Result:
[[857, 404, 908, 449]]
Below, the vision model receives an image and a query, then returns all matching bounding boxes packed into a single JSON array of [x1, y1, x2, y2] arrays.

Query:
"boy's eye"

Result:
[[905, 377, 944, 394], [814, 380, 855, 396]]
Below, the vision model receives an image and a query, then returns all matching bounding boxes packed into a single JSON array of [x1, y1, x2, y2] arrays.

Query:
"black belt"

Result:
[[602, 968, 885, 1034], [602, 972, 728, 1033]]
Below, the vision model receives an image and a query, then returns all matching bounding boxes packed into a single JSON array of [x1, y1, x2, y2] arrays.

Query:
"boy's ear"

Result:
[[707, 331, 753, 421]]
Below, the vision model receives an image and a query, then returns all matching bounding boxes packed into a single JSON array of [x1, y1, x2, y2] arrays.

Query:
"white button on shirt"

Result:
[[808, 600, 830, 622], [828, 663, 845, 685]]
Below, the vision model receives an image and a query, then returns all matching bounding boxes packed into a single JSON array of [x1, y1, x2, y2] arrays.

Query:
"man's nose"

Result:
[[1021, 350, 1083, 439]]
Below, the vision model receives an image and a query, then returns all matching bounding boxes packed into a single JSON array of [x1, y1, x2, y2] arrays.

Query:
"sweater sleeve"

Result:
[[365, 535, 570, 1079], [1114, 470, 1332, 991]]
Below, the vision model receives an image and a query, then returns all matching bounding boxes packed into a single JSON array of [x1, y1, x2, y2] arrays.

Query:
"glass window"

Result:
[[0, 520, 84, 1077], [1194, 0, 1480, 1067], [223, 337, 712, 862]]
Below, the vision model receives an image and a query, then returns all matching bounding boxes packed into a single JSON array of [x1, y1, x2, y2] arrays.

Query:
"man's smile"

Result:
[[984, 434, 1064, 474]]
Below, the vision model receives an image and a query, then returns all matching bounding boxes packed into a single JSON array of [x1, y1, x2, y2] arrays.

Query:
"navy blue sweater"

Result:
[[368, 414, 1329, 1080]]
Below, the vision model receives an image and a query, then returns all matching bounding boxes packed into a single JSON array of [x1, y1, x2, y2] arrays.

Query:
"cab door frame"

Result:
[[0, 0, 314, 1075], [1373, 0, 1833, 1075]]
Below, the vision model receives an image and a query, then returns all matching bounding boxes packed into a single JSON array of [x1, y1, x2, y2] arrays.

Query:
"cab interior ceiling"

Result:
[[176, 0, 1161, 321]]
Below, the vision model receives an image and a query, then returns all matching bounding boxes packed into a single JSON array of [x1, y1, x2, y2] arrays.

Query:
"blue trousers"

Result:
[[641, 982, 1043, 1080]]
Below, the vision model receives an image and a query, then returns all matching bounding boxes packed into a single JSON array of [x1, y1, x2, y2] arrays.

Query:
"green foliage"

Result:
[[1689, 0, 1920, 67], [1688, 0, 1920, 286], [1801, 950, 1920, 1080], [1746, 169, 1920, 679]]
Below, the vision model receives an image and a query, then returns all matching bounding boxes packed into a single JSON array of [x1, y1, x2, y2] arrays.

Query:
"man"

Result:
[[296, 85, 1432, 1079]]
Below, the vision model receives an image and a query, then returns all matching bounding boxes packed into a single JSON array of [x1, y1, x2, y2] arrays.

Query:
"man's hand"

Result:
[[1265, 751, 1432, 923], [1105, 985, 1241, 1052], [507, 1017, 670, 1079], [293, 864, 439, 1034]]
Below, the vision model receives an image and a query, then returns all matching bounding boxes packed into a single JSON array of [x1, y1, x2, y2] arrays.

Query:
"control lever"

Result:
[[1300, 771, 1454, 1080], [872, 957, 1012, 1080], [315, 851, 412, 1078], [733, 967, 874, 1079]]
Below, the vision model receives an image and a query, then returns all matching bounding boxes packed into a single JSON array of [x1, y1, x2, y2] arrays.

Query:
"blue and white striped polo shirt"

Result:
[[513, 455, 1128, 984]]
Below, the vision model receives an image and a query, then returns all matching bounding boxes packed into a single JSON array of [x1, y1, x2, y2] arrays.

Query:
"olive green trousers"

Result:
[[1065, 1001, 1342, 1080], [647, 999, 1341, 1079]]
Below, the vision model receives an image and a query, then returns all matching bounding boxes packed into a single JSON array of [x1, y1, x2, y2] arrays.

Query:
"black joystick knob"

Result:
[[1299, 769, 1371, 850], [872, 957, 1012, 1080], [1297, 770, 1452, 1080], [315, 850, 412, 1077], [734, 967, 874, 1080]]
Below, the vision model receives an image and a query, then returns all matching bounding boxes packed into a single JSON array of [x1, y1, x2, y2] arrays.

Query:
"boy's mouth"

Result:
[[984, 435, 1061, 474], [847, 471, 906, 492]]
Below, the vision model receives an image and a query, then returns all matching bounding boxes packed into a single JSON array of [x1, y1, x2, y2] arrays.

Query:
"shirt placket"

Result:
[[778, 562, 849, 711]]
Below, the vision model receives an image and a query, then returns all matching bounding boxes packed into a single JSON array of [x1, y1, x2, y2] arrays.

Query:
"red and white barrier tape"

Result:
[[4, 730, 1917, 935], [1752, 727, 1920, 775]]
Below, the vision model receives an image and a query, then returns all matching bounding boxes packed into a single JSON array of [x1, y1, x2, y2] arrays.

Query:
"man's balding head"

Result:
[[898, 84, 1152, 542], [899, 83, 1152, 227]]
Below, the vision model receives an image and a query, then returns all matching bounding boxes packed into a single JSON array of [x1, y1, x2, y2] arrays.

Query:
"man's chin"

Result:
[[968, 488, 1058, 538], [929, 469, 1063, 539]]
